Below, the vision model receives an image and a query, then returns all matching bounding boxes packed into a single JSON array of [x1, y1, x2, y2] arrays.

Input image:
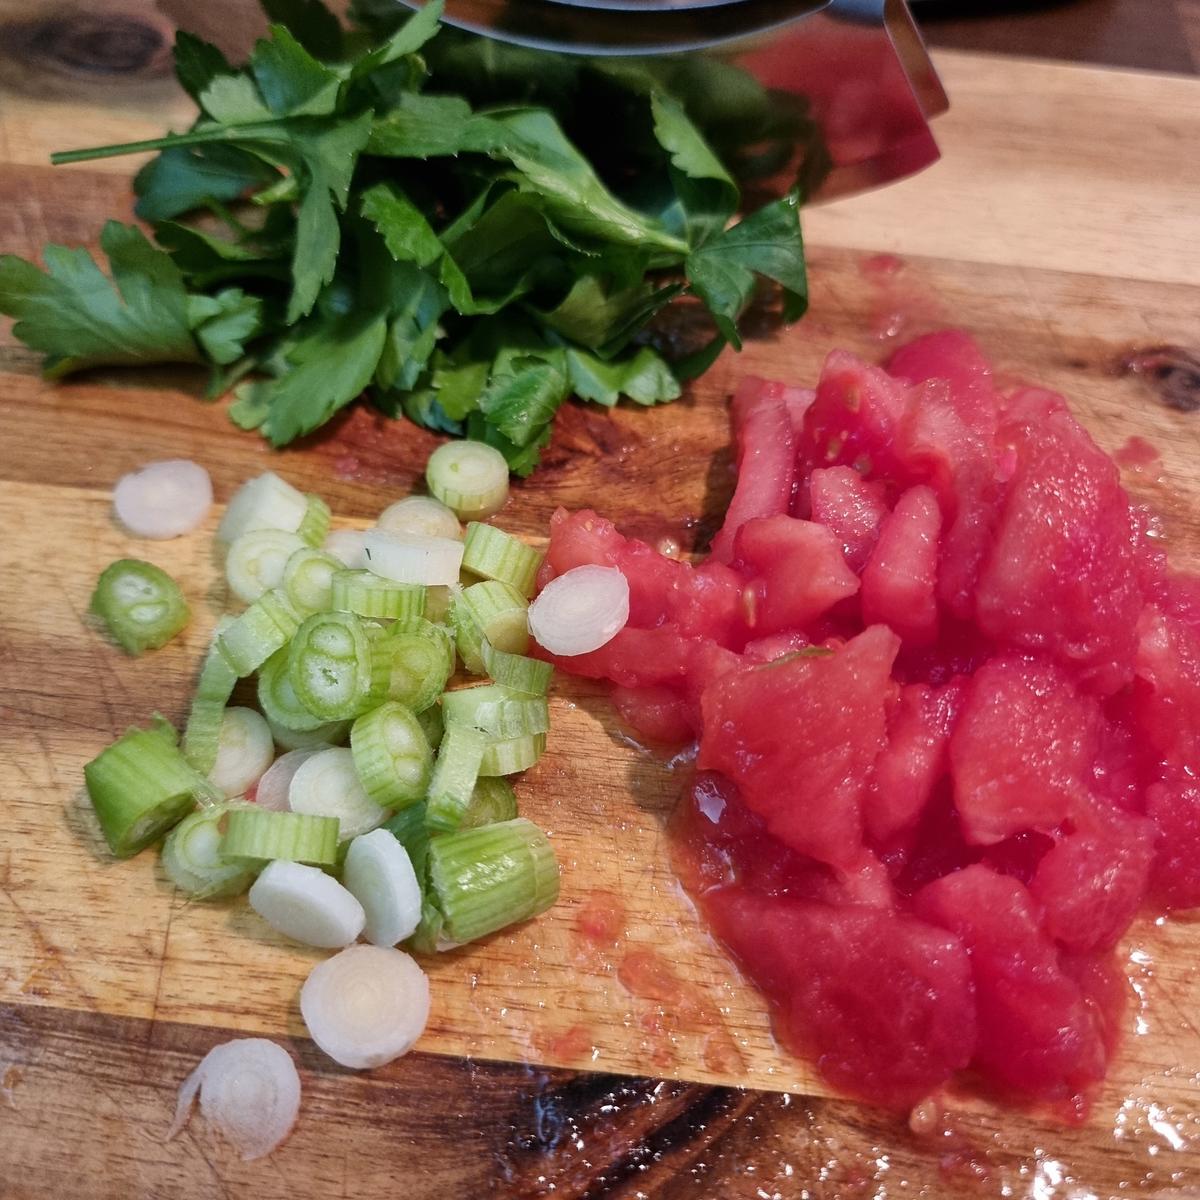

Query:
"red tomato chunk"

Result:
[[534, 332, 1200, 1116]]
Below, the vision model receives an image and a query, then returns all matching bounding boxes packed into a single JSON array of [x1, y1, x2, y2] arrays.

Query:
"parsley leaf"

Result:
[[0, 222, 201, 376], [12, 0, 811, 472], [685, 191, 808, 348]]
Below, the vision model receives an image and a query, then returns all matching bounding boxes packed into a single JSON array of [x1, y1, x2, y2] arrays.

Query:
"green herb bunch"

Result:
[[0, 0, 814, 473]]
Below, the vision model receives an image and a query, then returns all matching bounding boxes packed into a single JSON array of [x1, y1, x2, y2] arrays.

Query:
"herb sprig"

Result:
[[0, 0, 815, 473]]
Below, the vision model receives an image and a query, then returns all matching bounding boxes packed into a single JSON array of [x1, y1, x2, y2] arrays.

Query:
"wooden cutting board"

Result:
[[3, 35, 1200, 1198]]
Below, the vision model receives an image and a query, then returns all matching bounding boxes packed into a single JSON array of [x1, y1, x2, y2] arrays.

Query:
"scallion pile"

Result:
[[83, 445, 561, 1076]]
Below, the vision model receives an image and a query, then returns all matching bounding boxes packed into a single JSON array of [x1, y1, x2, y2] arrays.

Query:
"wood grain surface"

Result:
[[3, 12, 1200, 1198]]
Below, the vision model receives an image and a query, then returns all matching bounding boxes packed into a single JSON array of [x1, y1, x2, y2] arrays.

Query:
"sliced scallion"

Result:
[[424, 724, 488, 834], [383, 802, 431, 875], [258, 648, 326, 733], [451, 580, 529, 674], [350, 702, 433, 810], [218, 588, 302, 677], [427, 818, 560, 944], [161, 804, 257, 899], [342, 829, 423, 947], [404, 895, 446, 956], [323, 527, 368, 569], [415, 704, 444, 751], [425, 440, 509, 521], [479, 732, 547, 777], [217, 472, 308, 543], [222, 808, 339, 865], [481, 641, 553, 697], [441, 684, 550, 740], [376, 496, 462, 541], [225, 528, 307, 605], [331, 570, 427, 621], [461, 523, 543, 598], [362, 527, 464, 586], [248, 860, 365, 949], [210, 707, 274, 799], [266, 714, 350, 752], [288, 746, 390, 840], [462, 777, 519, 829], [286, 610, 378, 721], [182, 620, 237, 773], [84, 722, 212, 857], [381, 619, 454, 713], [297, 494, 332, 547], [90, 558, 190, 655], [282, 546, 342, 616]]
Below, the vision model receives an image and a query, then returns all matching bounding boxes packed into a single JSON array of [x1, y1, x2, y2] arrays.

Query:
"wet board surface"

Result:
[[2, 31, 1200, 1200]]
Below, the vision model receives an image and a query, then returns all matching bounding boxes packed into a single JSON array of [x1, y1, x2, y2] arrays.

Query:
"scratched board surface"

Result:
[[2, 28, 1200, 1200]]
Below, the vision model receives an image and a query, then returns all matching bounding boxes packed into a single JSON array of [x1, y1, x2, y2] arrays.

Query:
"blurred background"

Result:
[[0, 0, 1193, 102]]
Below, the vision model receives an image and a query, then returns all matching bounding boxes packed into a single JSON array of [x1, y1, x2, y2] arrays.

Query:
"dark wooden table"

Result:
[[918, 0, 1200, 75]]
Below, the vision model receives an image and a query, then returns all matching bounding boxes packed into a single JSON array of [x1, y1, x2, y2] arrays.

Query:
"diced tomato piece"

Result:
[[807, 466, 890, 572], [866, 678, 963, 843], [1061, 951, 1129, 1060], [610, 685, 694, 746], [703, 887, 977, 1108], [537, 627, 700, 689], [734, 515, 859, 635], [1132, 607, 1200, 766], [742, 632, 812, 663], [665, 559, 746, 646], [709, 378, 796, 563], [975, 404, 1143, 693], [1145, 765, 1200, 909], [1030, 812, 1155, 953], [861, 484, 941, 645], [914, 865, 1107, 1105], [800, 350, 915, 479], [540, 506, 625, 581], [886, 330, 998, 445], [699, 625, 900, 868], [950, 656, 1099, 845], [782, 386, 816, 439]]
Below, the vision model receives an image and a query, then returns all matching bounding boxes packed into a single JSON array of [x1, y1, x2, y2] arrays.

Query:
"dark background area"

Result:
[[917, 0, 1199, 74]]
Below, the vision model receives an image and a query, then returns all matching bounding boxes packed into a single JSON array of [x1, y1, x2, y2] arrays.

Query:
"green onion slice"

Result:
[[415, 704, 444, 751], [217, 471, 308, 543], [331, 570, 427, 621], [351, 702, 433, 810], [461, 523, 543, 598], [161, 804, 258, 899], [425, 724, 488, 834], [481, 641, 553, 697], [451, 580, 529, 674], [384, 803, 432, 882], [266, 714, 351, 752], [376, 496, 462, 541], [298, 494, 332, 547], [84, 721, 215, 858], [286, 610, 379, 721], [462, 777, 518, 829], [258, 649, 327, 733], [182, 620, 237, 773], [441, 684, 550, 740], [218, 588, 302, 677], [380, 619, 454, 714], [425, 440, 509, 521], [222, 808, 340, 865], [225, 529, 306, 606], [427, 818, 560, 945], [289, 746, 390, 840], [90, 558, 190, 655], [282, 546, 342, 616], [480, 732, 547, 777]]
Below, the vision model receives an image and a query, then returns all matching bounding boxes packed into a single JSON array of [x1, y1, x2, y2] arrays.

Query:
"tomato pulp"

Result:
[[534, 332, 1198, 1117]]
